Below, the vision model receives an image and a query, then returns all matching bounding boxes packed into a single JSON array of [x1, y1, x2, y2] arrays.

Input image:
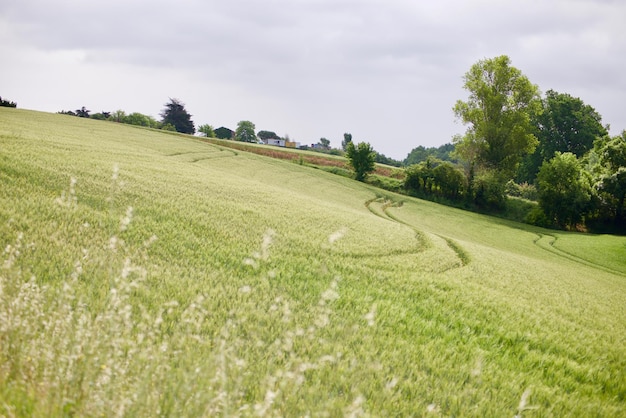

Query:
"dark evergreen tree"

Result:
[[160, 98, 195, 134], [76, 106, 90, 118]]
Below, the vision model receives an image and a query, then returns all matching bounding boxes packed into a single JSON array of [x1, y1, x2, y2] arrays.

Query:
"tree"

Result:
[[341, 133, 353, 151], [537, 152, 591, 228], [76, 106, 90, 118], [214, 127, 234, 139], [318, 138, 331, 149], [257, 130, 280, 141], [160, 98, 195, 134], [125, 112, 158, 127], [235, 120, 256, 142], [346, 141, 376, 181], [374, 152, 402, 167], [0, 96, 17, 108], [591, 132, 626, 227], [198, 124, 216, 138], [91, 111, 111, 120], [453, 55, 541, 176], [405, 158, 465, 201], [111, 110, 127, 123], [404, 143, 456, 166], [518, 90, 607, 183], [537, 90, 607, 157], [432, 162, 465, 199]]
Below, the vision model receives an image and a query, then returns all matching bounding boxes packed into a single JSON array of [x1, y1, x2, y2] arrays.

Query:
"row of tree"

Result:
[[45, 63, 624, 232], [402, 55, 624, 232], [59, 99, 196, 134], [0, 96, 17, 108]]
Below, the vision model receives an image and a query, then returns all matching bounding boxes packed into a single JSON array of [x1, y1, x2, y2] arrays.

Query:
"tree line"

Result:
[[58, 98, 195, 134], [26, 55, 626, 233], [402, 55, 624, 233]]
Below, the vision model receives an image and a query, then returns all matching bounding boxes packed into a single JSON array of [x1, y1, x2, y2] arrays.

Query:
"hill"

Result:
[[1, 108, 625, 416]]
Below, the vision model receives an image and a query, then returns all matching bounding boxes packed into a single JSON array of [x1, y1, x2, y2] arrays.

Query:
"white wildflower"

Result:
[[328, 227, 347, 244], [120, 206, 133, 232], [364, 304, 376, 327], [109, 236, 118, 251], [243, 258, 258, 268], [385, 377, 399, 390], [427, 404, 439, 413], [515, 387, 538, 417], [344, 394, 366, 418]]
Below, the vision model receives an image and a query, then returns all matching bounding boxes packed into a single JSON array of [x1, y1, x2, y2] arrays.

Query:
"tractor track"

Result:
[[364, 197, 469, 271]]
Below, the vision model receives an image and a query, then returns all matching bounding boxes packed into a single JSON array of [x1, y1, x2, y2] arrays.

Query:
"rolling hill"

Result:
[[1, 108, 624, 416]]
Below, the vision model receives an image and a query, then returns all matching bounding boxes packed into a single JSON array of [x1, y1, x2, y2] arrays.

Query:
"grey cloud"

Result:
[[2, 0, 625, 158]]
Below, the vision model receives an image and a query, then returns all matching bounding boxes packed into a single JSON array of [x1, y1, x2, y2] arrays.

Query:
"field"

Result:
[[1, 108, 625, 417]]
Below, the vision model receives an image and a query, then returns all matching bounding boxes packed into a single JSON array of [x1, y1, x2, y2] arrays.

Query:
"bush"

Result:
[[473, 171, 506, 210], [505, 180, 538, 201], [537, 152, 591, 228], [367, 175, 403, 193], [525, 206, 551, 227], [345, 142, 376, 182]]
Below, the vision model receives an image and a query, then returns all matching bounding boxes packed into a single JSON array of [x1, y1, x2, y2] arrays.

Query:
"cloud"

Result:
[[1, 0, 625, 159]]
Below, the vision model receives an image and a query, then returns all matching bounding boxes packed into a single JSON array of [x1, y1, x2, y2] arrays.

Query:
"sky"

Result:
[[1, 0, 625, 160]]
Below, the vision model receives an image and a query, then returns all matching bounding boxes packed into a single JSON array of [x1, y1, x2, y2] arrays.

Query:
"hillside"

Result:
[[1, 108, 625, 416]]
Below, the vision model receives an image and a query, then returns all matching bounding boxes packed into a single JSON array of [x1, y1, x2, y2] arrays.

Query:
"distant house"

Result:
[[215, 126, 235, 139], [265, 138, 286, 147]]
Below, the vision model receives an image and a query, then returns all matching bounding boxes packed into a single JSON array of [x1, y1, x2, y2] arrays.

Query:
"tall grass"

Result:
[[1, 108, 625, 416]]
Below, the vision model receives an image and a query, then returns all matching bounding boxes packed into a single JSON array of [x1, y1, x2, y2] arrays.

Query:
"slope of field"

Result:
[[1, 108, 624, 417]]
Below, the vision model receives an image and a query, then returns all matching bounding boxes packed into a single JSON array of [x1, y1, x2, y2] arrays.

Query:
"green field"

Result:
[[1, 108, 625, 417]]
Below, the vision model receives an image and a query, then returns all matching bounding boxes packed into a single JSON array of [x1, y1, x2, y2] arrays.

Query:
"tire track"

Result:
[[364, 197, 469, 271], [534, 233, 625, 276]]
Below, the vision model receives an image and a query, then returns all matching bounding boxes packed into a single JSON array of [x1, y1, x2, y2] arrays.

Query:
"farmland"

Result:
[[1, 108, 625, 416]]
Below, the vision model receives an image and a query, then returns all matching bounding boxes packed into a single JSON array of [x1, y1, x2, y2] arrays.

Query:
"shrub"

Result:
[[473, 171, 506, 210], [537, 152, 591, 228], [505, 180, 538, 201], [345, 142, 376, 182], [367, 175, 403, 192]]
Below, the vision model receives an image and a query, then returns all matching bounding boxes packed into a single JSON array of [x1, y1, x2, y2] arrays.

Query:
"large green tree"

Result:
[[235, 120, 256, 142], [591, 132, 626, 227], [453, 55, 541, 176], [518, 90, 607, 182], [160, 98, 195, 134], [345, 141, 376, 181], [404, 143, 455, 166], [537, 152, 591, 228]]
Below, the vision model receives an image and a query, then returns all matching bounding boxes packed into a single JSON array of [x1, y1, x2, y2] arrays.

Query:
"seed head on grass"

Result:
[[328, 227, 347, 244], [244, 228, 275, 268], [364, 304, 376, 327], [515, 387, 538, 417]]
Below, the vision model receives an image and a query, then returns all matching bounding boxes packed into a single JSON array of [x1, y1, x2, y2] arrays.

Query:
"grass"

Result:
[[1, 108, 625, 416]]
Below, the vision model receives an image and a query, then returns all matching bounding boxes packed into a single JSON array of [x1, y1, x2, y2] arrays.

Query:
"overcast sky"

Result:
[[1, 0, 624, 160]]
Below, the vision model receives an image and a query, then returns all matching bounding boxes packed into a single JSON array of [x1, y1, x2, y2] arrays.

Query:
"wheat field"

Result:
[[1, 108, 624, 416]]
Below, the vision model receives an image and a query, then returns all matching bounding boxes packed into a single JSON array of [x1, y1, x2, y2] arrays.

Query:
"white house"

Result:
[[265, 138, 286, 147]]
